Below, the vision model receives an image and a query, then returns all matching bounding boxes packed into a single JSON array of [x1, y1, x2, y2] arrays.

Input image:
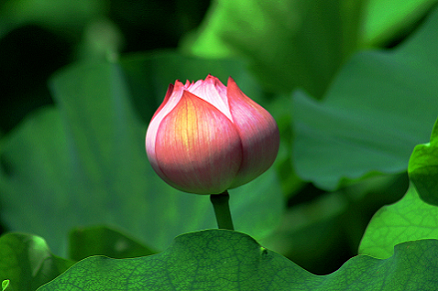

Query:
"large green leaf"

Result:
[[408, 119, 438, 205], [0, 233, 74, 291], [0, 54, 283, 256], [184, 0, 362, 97], [292, 5, 438, 190], [38, 230, 438, 291]]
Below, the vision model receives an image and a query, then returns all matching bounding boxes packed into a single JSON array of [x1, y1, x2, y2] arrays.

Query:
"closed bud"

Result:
[[146, 75, 279, 194]]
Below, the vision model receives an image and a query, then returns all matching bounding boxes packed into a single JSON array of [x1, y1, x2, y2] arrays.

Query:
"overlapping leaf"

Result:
[[0, 233, 74, 291], [292, 5, 438, 190], [359, 184, 438, 259], [360, 119, 438, 258], [0, 227, 159, 291], [408, 119, 438, 205]]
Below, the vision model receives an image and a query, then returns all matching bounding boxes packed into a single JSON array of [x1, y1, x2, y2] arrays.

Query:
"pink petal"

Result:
[[146, 81, 186, 179], [154, 90, 243, 194], [187, 74, 232, 120], [227, 77, 280, 188], [151, 83, 173, 120]]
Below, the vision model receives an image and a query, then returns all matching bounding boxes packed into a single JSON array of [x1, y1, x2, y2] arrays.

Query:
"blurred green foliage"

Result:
[[0, 233, 75, 291], [0, 0, 211, 132], [1, 0, 438, 289], [68, 225, 156, 261], [292, 6, 438, 190]]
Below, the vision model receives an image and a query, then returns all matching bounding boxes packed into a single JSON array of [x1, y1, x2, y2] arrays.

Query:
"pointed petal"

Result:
[[154, 90, 243, 194], [187, 75, 232, 120], [146, 81, 186, 178], [151, 83, 173, 120], [227, 77, 280, 188]]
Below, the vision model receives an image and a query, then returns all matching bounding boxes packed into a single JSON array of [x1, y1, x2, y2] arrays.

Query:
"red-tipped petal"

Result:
[[151, 83, 174, 120], [154, 90, 243, 194], [187, 74, 232, 120], [146, 81, 186, 179], [227, 77, 280, 188]]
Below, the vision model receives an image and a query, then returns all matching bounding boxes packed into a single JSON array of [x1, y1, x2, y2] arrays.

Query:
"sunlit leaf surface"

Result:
[[362, 0, 438, 45]]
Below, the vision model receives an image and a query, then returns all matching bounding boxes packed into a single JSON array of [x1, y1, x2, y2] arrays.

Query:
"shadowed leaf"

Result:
[[292, 6, 438, 190], [408, 119, 438, 205]]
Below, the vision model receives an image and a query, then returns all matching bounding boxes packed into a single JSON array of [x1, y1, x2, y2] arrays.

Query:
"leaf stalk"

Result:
[[210, 191, 234, 230]]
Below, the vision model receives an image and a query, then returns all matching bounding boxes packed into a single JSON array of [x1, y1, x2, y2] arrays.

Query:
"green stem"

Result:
[[210, 191, 234, 230]]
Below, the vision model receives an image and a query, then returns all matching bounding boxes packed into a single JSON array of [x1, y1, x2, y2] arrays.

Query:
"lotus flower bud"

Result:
[[146, 74, 279, 194]]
